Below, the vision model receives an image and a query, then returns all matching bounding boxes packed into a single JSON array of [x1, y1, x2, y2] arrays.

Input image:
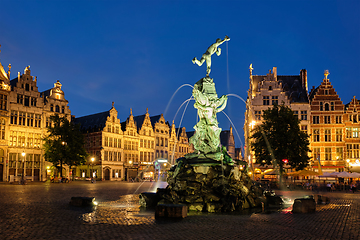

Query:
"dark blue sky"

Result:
[[1, 0, 359, 148]]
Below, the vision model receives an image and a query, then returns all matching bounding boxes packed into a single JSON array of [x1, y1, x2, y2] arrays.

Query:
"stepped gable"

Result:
[[251, 68, 309, 103], [345, 96, 360, 112], [132, 108, 154, 133], [74, 110, 110, 132], [121, 108, 137, 132], [309, 70, 344, 111]]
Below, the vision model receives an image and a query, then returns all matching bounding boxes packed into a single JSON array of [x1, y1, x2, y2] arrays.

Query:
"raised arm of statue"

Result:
[[192, 36, 230, 76]]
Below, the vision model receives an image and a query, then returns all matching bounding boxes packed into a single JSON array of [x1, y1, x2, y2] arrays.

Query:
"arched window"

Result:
[[50, 104, 54, 112], [325, 103, 329, 111], [55, 105, 60, 113]]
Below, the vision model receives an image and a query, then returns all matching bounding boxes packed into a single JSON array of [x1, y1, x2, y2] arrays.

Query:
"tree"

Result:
[[250, 103, 311, 176], [43, 114, 88, 178]]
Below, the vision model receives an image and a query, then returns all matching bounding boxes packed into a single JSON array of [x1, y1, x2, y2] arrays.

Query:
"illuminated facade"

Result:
[[309, 72, 360, 173], [74, 106, 192, 181], [244, 66, 310, 172], [0, 54, 71, 182], [245, 67, 360, 173]]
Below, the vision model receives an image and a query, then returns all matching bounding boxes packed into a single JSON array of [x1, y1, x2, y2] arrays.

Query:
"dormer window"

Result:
[[325, 89, 329, 95], [25, 83, 30, 91]]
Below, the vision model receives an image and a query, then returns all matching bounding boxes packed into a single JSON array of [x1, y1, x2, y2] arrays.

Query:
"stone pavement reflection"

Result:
[[0, 181, 359, 239]]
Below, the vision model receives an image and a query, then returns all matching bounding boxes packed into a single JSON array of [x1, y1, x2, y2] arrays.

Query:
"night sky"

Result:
[[1, 0, 359, 148]]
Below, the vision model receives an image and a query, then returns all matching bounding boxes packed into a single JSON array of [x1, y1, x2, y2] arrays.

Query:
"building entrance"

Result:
[[104, 168, 110, 180]]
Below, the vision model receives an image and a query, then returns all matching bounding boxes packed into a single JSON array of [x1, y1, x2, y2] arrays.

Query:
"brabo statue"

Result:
[[186, 36, 232, 164], [192, 35, 230, 77]]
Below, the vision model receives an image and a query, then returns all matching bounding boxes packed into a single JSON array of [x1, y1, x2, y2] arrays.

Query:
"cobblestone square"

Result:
[[0, 181, 359, 240]]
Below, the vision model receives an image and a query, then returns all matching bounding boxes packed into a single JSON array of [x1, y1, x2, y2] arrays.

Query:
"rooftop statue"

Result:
[[192, 36, 230, 77]]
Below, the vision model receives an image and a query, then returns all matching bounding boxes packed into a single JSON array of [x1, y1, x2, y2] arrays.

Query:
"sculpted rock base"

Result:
[[156, 157, 265, 213]]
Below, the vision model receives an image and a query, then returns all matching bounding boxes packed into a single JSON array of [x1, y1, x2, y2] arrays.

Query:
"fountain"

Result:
[[140, 36, 266, 213]]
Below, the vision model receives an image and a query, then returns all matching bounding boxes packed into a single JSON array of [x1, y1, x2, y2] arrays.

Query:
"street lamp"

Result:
[[346, 159, 350, 171], [21, 152, 26, 184], [91, 157, 95, 178]]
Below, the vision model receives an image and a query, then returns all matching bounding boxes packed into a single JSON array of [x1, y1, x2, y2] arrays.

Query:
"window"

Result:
[[0, 94, 7, 110], [336, 129, 342, 142], [324, 116, 331, 124], [313, 116, 319, 124], [61, 106, 65, 113], [263, 96, 270, 105], [19, 112, 26, 126], [313, 129, 320, 142], [325, 148, 331, 160], [269, 86, 272, 90], [355, 144, 360, 158], [27, 113, 34, 127], [301, 111, 307, 120], [335, 116, 342, 124], [347, 144, 353, 158], [313, 148, 320, 162], [294, 111, 298, 119], [353, 128, 359, 138], [17, 94, 23, 104], [109, 137, 113, 147], [320, 102, 323, 111], [325, 89, 328, 95], [24, 96, 30, 106], [25, 83, 30, 91], [331, 102, 334, 111], [336, 147, 343, 160], [272, 96, 278, 105], [0, 118, 5, 139], [55, 105, 60, 113], [35, 114, 41, 128], [255, 111, 261, 120], [50, 104, 54, 111], [31, 97, 37, 107], [325, 103, 329, 111], [301, 125, 307, 132], [325, 129, 331, 142]]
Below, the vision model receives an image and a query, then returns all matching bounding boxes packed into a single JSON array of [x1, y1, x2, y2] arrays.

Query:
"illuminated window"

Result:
[[301, 125, 307, 133], [336, 147, 343, 160]]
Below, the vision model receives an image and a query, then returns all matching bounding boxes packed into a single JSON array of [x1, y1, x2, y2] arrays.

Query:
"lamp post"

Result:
[[346, 159, 350, 172], [91, 157, 95, 178], [21, 152, 26, 184]]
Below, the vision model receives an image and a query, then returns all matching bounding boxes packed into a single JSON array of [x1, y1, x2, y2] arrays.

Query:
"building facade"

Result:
[[0, 53, 71, 182], [244, 66, 310, 173], [74, 106, 192, 181], [245, 66, 360, 174]]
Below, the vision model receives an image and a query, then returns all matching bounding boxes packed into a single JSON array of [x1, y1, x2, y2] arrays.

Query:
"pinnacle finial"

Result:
[[130, 108, 132, 115], [112, 102, 114, 108], [324, 70, 329, 80], [249, 64, 253, 75]]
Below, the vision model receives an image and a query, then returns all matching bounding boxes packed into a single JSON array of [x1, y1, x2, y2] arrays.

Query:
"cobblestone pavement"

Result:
[[0, 181, 359, 240]]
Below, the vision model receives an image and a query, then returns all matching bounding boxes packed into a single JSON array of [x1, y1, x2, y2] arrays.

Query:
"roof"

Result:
[[220, 130, 232, 147], [73, 110, 110, 132], [252, 74, 309, 103]]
